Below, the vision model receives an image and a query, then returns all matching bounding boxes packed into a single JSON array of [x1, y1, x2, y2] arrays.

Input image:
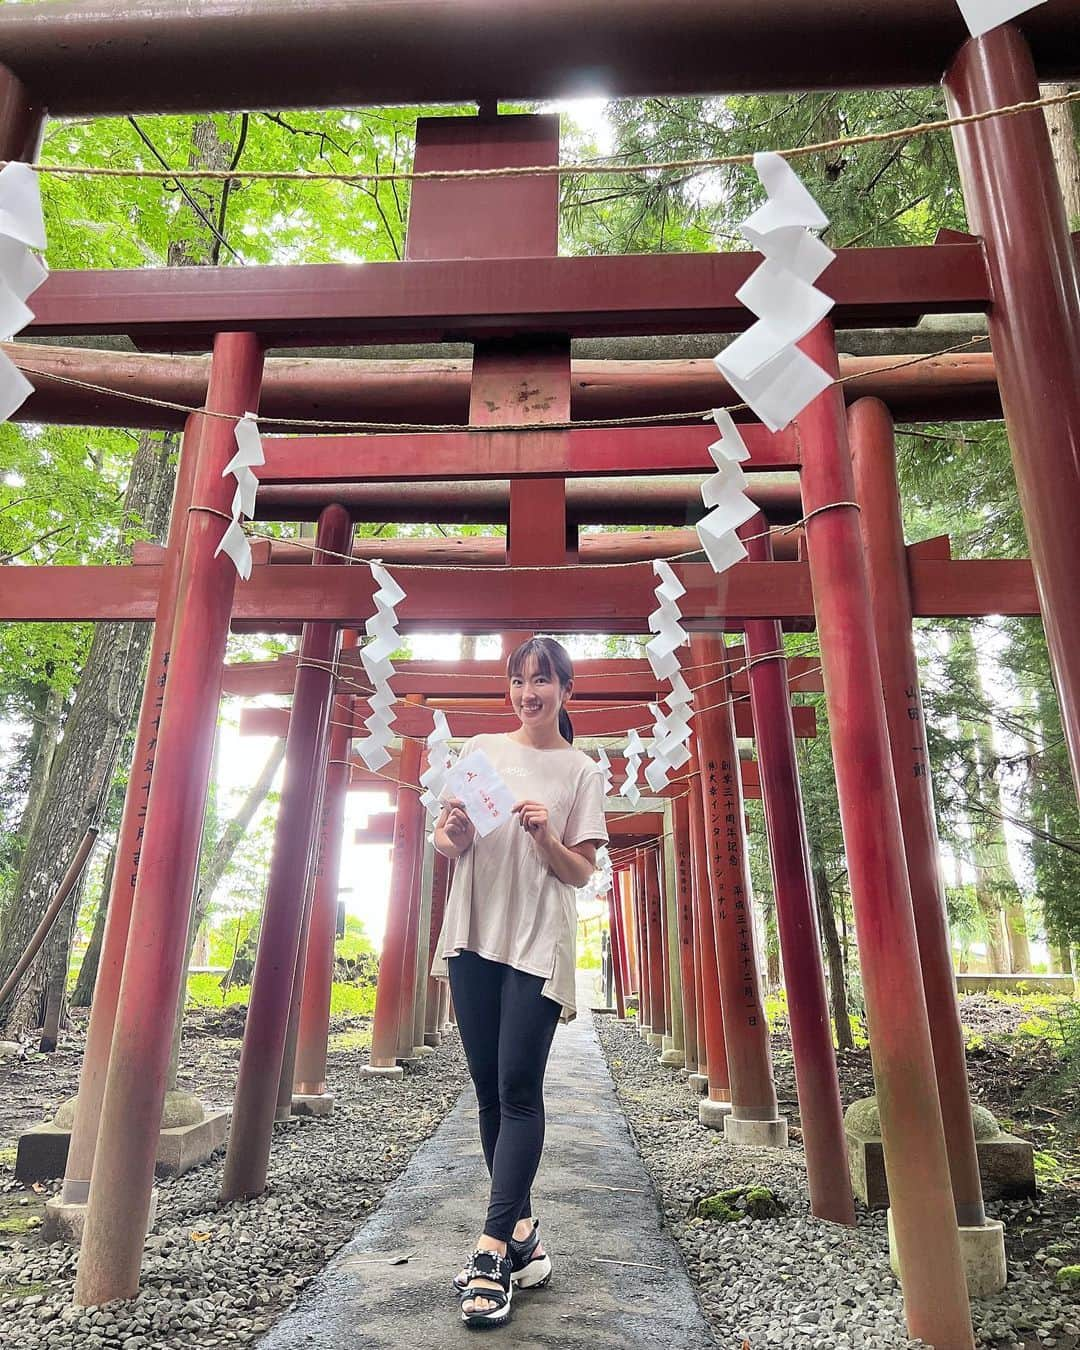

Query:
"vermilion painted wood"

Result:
[[691, 635, 779, 1125], [617, 867, 636, 997], [222, 650, 824, 699], [850, 399, 987, 1228], [607, 885, 628, 1020], [61, 411, 202, 1210], [74, 332, 266, 1306], [798, 322, 973, 1350], [294, 664, 356, 1097], [220, 503, 352, 1202], [648, 847, 670, 1040], [28, 246, 992, 345], [425, 850, 452, 1043], [369, 733, 425, 1067], [633, 854, 651, 1032], [5, 0, 1080, 116], [258, 422, 800, 482], [0, 556, 1041, 625], [672, 792, 699, 1075], [687, 753, 729, 1103], [739, 516, 854, 1224], [10, 343, 1006, 431], [946, 27, 1080, 797], [393, 699, 428, 1061]]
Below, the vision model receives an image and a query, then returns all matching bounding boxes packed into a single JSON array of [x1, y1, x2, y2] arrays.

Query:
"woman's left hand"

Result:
[[513, 799, 551, 846]]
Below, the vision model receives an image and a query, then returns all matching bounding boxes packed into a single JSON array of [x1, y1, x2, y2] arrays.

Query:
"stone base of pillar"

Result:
[[687, 1072, 709, 1095], [659, 1048, 685, 1067], [413, 1045, 435, 1058], [424, 1032, 442, 1047], [291, 1092, 335, 1119], [698, 1097, 734, 1130], [361, 1063, 404, 1080], [646, 1032, 664, 1047], [724, 1116, 789, 1149], [637, 1023, 652, 1038], [887, 1209, 1008, 1298], [16, 1097, 229, 1184], [43, 1188, 160, 1247]]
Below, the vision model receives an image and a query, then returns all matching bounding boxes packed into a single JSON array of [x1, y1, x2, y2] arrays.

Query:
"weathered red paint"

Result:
[[798, 322, 972, 1349], [633, 853, 652, 1032], [672, 792, 699, 1075], [687, 753, 729, 1103], [740, 516, 854, 1224], [219, 503, 352, 1200], [691, 634, 779, 1124], [74, 332, 265, 1305], [61, 412, 202, 1207], [645, 847, 669, 1040], [850, 398, 987, 1228], [946, 26, 1080, 796]]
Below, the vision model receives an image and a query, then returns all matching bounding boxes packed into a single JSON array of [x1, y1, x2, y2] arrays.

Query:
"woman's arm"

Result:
[[513, 800, 598, 886], [433, 798, 476, 859]]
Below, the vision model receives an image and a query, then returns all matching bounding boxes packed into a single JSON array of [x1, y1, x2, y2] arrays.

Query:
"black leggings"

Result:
[[448, 951, 562, 1244]]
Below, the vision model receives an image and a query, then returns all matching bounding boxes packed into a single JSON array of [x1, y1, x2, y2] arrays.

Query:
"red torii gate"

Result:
[[0, 9, 1076, 1350]]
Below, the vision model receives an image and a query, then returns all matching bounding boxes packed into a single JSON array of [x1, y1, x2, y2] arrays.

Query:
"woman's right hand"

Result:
[[436, 798, 476, 856]]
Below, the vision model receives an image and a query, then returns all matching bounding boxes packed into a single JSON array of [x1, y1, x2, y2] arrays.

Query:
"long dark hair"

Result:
[[507, 637, 575, 744]]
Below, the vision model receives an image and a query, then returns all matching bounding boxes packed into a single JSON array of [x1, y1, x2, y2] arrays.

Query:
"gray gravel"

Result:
[[0, 1024, 468, 1349], [595, 1016, 1080, 1350]]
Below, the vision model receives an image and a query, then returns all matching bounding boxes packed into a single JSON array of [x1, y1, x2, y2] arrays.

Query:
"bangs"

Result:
[[507, 639, 555, 683]]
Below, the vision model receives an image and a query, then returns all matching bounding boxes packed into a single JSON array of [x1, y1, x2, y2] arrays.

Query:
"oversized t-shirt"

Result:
[[431, 733, 608, 1021]]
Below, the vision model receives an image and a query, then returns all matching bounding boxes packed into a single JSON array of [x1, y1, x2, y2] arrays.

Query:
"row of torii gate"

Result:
[[1, 6, 1080, 1350]]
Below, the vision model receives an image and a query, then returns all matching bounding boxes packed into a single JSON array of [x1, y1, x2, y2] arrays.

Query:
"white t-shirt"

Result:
[[431, 733, 608, 1021]]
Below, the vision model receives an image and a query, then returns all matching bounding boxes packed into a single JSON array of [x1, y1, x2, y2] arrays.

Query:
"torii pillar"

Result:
[[688, 748, 730, 1113]]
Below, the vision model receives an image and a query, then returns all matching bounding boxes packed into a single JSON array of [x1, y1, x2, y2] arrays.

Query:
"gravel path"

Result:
[[0, 1015, 468, 1349], [595, 1016, 1080, 1350]]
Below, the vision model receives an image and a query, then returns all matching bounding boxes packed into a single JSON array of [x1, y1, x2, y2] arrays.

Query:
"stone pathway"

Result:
[[260, 976, 716, 1348]]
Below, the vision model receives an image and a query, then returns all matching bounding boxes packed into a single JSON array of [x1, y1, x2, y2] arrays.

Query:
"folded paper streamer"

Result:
[[356, 562, 405, 772], [714, 152, 834, 434], [955, 0, 1047, 38], [645, 561, 695, 792], [620, 728, 645, 809], [214, 413, 265, 580], [696, 408, 755, 576], [595, 746, 613, 797], [0, 163, 48, 424], [444, 747, 517, 838], [419, 709, 456, 817], [579, 843, 614, 901]]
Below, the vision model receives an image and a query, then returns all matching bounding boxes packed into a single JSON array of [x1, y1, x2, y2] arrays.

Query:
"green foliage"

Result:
[[185, 974, 375, 1018], [328, 983, 377, 1017]]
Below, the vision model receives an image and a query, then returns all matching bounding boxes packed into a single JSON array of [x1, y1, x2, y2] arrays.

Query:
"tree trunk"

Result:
[[1041, 84, 1080, 227], [811, 850, 854, 1051], [17, 684, 64, 845], [70, 847, 115, 1008], [0, 431, 175, 1036]]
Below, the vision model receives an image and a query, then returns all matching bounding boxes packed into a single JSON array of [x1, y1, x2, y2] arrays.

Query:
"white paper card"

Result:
[[697, 517, 749, 575], [444, 748, 517, 838], [955, 0, 1047, 39], [0, 163, 47, 250], [0, 236, 47, 303]]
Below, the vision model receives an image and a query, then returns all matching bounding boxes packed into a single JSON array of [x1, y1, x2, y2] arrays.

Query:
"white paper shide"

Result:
[[420, 709, 456, 817], [356, 561, 405, 772], [643, 560, 694, 793], [0, 163, 48, 424], [955, 0, 1048, 40], [214, 413, 265, 580]]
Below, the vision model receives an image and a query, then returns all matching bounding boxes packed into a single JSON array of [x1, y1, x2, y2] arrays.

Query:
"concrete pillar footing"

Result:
[[291, 1091, 335, 1118], [413, 1045, 434, 1058], [646, 1032, 664, 1047], [698, 1098, 734, 1129], [423, 1032, 442, 1047], [887, 1209, 1008, 1297], [44, 1189, 159, 1246], [361, 1063, 404, 1080], [687, 1072, 709, 1095], [659, 1048, 685, 1067], [724, 1115, 789, 1149]]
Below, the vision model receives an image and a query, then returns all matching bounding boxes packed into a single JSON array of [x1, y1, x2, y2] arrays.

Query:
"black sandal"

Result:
[[459, 1248, 513, 1328], [509, 1218, 552, 1290]]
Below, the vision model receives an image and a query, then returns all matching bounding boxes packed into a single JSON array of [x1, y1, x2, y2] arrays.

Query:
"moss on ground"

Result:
[[695, 1184, 787, 1223]]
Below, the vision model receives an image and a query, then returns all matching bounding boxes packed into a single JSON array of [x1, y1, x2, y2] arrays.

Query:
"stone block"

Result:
[[43, 1189, 159, 1247], [361, 1063, 404, 1080], [687, 1072, 709, 1095], [16, 1109, 229, 1184], [659, 1048, 685, 1068], [846, 1129, 1036, 1210], [724, 1116, 789, 1149], [698, 1098, 733, 1130], [887, 1209, 1008, 1298], [291, 1091, 335, 1119]]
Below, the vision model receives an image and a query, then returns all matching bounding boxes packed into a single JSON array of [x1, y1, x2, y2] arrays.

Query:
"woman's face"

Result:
[[509, 654, 568, 732]]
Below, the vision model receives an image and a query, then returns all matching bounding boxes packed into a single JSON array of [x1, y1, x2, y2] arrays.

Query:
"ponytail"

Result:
[[559, 707, 574, 745]]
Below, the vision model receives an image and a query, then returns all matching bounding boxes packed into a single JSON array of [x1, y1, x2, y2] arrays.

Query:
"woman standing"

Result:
[[432, 637, 608, 1329]]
